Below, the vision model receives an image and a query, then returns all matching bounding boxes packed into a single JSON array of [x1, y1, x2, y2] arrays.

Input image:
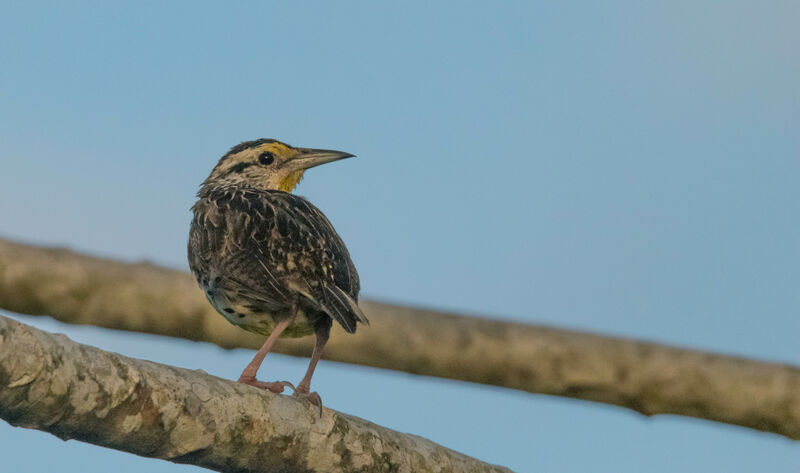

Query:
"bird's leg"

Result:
[[294, 322, 330, 415], [238, 315, 295, 394]]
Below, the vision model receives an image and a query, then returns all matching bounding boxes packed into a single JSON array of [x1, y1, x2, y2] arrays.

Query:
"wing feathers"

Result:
[[193, 187, 366, 332]]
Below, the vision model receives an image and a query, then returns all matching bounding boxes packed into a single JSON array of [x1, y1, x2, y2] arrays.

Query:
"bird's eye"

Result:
[[258, 152, 275, 165]]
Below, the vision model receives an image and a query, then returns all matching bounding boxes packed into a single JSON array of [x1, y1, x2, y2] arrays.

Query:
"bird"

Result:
[[188, 138, 367, 412]]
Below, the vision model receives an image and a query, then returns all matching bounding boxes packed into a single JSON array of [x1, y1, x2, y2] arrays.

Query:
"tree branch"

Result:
[[0, 314, 512, 473], [1, 238, 799, 439]]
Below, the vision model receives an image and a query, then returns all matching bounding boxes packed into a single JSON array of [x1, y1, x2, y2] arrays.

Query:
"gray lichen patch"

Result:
[[167, 414, 216, 456], [120, 413, 143, 433]]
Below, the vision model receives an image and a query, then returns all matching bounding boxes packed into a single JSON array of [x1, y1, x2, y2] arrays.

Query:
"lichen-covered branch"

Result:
[[0, 315, 512, 473], [1, 238, 799, 440]]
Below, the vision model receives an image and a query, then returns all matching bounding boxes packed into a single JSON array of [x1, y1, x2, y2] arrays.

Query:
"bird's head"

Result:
[[203, 138, 354, 192]]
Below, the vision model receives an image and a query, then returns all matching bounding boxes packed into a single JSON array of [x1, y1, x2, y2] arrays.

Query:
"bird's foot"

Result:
[[293, 385, 323, 417], [238, 375, 295, 394]]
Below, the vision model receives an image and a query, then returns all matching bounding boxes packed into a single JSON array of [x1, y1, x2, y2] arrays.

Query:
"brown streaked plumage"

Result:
[[188, 138, 367, 412]]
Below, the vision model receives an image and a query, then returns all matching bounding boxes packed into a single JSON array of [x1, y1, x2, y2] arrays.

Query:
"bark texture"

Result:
[[1, 238, 799, 439], [0, 315, 512, 473]]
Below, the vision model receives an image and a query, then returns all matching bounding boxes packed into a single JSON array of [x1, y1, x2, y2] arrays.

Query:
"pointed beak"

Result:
[[287, 147, 356, 171]]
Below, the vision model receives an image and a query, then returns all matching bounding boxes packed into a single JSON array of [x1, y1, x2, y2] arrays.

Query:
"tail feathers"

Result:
[[291, 281, 369, 333], [322, 284, 369, 333], [309, 284, 364, 333]]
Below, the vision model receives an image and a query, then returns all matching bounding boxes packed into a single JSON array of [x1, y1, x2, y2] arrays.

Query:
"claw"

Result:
[[294, 389, 323, 417], [239, 376, 295, 394]]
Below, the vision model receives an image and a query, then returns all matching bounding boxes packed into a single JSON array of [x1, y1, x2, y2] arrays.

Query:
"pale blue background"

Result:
[[1, 1, 799, 472]]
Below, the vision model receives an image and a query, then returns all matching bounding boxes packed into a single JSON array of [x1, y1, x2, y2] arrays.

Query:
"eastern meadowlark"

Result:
[[188, 138, 367, 411]]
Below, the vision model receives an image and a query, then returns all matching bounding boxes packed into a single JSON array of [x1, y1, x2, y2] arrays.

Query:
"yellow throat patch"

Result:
[[279, 170, 305, 192]]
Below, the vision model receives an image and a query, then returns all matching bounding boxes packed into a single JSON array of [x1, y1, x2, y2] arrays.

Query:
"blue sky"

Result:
[[1, 1, 798, 472]]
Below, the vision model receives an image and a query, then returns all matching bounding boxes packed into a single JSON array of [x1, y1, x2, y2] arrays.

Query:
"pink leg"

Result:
[[294, 324, 330, 415], [238, 317, 295, 393]]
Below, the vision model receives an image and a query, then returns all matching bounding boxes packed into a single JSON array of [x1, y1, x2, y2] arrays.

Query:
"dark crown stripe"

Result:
[[222, 138, 292, 159]]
